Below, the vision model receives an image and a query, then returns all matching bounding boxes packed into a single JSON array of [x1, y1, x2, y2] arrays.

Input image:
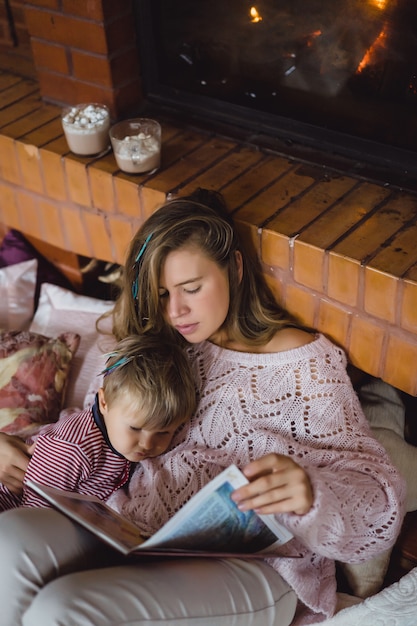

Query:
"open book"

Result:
[[26, 465, 294, 558]]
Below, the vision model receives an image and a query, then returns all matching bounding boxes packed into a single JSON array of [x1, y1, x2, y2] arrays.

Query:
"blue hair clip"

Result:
[[101, 355, 132, 377], [132, 233, 153, 300]]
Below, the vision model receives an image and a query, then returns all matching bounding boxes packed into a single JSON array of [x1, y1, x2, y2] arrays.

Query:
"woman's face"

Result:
[[159, 245, 231, 344]]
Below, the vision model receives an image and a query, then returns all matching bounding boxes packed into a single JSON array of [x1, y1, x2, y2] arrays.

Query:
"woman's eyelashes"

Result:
[[158, 285, 202, 298], [184, 285, 201, 294]]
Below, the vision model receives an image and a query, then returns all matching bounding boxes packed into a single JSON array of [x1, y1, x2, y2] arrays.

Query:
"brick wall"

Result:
[[0, 0, 28, 47], [23, 0, 142, 117]]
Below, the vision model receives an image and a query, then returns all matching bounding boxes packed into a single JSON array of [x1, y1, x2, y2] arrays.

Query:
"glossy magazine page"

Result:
[[26, 465, 293, 557]]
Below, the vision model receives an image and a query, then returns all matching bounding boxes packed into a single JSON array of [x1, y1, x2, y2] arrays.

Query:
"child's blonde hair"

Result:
[[102, 335, 196, 430]]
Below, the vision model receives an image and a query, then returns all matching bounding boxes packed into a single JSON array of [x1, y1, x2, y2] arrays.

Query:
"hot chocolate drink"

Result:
[[62, 104, 110, 156]]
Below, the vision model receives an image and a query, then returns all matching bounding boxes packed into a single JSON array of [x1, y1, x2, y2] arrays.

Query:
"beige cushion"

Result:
[[340, 377, 416, 598], [29, 283, 114, 410], [0, 259, 37, 331]]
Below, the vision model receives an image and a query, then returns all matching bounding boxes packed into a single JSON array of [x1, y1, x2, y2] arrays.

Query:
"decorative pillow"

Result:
[[0, 258, 38, 331], [29, 283, 115, 410], [0, 330, 80, 438], [0, 229, 74, 308]]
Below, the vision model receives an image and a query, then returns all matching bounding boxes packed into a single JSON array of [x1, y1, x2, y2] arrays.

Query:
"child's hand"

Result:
[[231, 453, 313, 515], [0, 433, 32, 495]]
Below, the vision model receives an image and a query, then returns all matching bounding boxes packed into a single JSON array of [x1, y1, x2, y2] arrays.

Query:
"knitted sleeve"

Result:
[[277, 371, 407, 563]]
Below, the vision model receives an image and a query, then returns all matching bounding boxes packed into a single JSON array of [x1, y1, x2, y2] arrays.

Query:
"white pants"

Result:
[[0, 507, 297, 626]]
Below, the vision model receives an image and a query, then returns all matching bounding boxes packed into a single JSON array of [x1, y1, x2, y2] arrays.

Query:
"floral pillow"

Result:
[[0, 330, 80, 439]]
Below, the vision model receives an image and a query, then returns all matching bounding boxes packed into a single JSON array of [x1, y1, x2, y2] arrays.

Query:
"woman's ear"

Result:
[[235, 250, 243, 283]]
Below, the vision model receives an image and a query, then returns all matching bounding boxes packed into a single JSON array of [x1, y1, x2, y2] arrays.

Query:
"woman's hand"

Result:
[[231, 453, 313, 516], [0, 433, 32, 495]]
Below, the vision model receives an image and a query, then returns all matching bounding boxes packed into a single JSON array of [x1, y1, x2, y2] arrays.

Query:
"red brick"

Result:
[[37, 198, 66, 249], [39, 147, 67, 201], [111, 79, 143, 118], [1, 103, 61, 140], [61, 0, 104, 20], [64, 158, 91, 207], [0, 135, 21, 184], [298, 182, 390, 250], [15, 141, 44, 193], [285, 283, 317, 328], [105, 13, 137, 53], [261, 229, 290, 272], [0, 72, 23, 90], [89, 166, 116, 213], [293, 240, 325, 292], [82, 210, 113, 261], [21, 117, 63, 150], [15, 25, 31, 46], [109, 47, 141, 89], [348, 316, 385, 378], [384, 334, 417, 396], [31, 39, 69, 74], [107, 215, 135, 265], [327, 252, 361, 307], [0, 92, 42, 129], [60, 205, 92, 257], [0, 182, 19, 228], [236, 165, 315, 225], [0, 78, 39, 109], [24, 0, 60, 8], [317, 299, 351, 350], [179, 145, 263, 199], [71, 50, 112, 88], [61, 0, 126, 21], [222, 155, 290, 211], [16, 190, 42, 239], [113, 177, 141, 218], [150, 136, 237, 195], [37, 70, 115, 113], [139, 186, 166, 220], [25, 7, 108, 53]]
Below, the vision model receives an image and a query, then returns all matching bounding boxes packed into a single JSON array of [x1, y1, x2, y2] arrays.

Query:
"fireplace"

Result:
[[135, 0, 417, 187]]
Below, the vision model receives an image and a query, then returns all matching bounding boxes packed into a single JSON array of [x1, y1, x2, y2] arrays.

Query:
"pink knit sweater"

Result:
[[110, 334, 406, 623]]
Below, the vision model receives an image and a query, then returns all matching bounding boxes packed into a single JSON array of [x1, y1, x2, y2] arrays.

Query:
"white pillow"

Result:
[[30, 283, 115, 410], [0, 259, 38, 331]]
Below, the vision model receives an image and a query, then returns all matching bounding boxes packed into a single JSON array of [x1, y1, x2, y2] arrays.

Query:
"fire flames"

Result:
[[249, 7, 262, 23], [356, 26, 388, 73], [370, 0, 387, 9]]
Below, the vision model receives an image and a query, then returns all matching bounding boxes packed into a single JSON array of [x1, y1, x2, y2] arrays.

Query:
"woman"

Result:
[[0, 189, 406, 625]]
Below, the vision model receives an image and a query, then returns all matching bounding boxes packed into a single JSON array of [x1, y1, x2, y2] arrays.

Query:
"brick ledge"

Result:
[[0, 70, 417, 394]]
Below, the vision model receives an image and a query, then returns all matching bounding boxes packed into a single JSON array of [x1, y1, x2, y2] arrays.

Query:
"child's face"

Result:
[[98, 388, 184, 462]]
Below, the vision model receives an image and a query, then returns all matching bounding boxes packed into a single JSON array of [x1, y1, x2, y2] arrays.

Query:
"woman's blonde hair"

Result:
[[102, 335, 196, 430], [111, 188, 299, 346]]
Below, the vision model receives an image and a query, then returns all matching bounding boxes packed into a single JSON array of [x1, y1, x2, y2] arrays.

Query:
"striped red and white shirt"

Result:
[[0, 397, 131, 510]]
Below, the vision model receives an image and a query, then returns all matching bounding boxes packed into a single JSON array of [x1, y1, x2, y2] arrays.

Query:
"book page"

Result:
[[26, 465, 293, 556], [25, 482, 146, 554], [142, 465, 293, 551]]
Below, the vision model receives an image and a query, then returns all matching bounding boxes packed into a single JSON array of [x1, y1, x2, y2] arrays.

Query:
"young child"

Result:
[[0, 334, 196, 510]]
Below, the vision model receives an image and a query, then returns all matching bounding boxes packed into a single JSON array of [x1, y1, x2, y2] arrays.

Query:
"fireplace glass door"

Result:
[[135, 0, 417, 177]]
